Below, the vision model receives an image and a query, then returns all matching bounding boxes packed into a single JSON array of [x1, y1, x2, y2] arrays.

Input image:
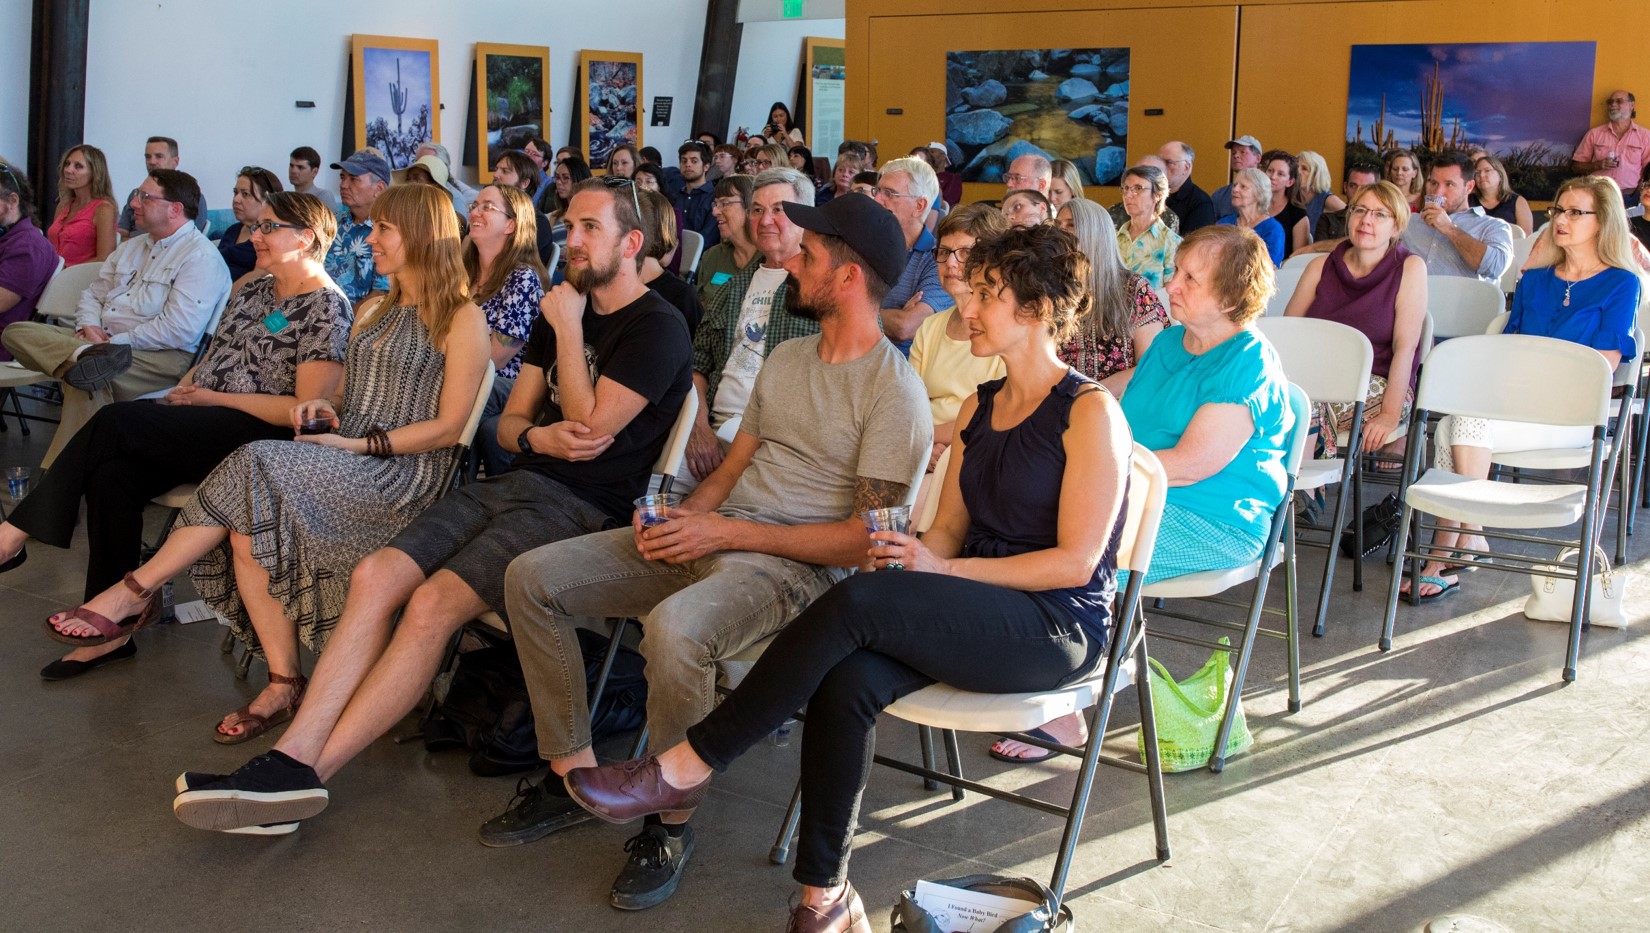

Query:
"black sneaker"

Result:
[[611, 823, 695, 911], [478, 775, 596, 847], [172, 752, 328, 832], [175, 771, 298, 835]]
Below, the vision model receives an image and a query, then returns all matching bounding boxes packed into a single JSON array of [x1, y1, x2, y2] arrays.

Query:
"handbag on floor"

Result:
[[1340, 492, 1402, 560], [890, 874, 1073, 932], [1525, 546, 1630, 629], [1137, 637, 1253, 772]]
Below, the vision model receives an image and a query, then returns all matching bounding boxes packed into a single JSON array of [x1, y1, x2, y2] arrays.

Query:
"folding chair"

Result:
[[677, 230, 705, 280], [1280, 252, 1318, 272], [1264, 267, 1305, 317], [1140, 382, 1311, 772], [769, 445, 1172, 911], [1380, 334, 1614, 682], [1498, 236, 1538, 300], [1428, 275, 1505, 340], [1257, 318, 1373, 638], [35, 262, 101, 323]]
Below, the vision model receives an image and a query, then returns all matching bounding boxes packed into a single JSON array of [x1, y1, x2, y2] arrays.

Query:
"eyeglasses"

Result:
[[600, 175, 643, 218], [935, 246, 972, 264], [755, 159, 774, 169], [134, 191, 173, 204], [1348, 206, 1395, 223], [471, 200, 514, 218], [1607, 97, 1633, 105], [712, 198, 744, 212], [1002, 173, 1033, 185], [873, 186, 920, 201], [249, 220, 302, 235], [1162, 159, 1190, 167], [1121, 185, 1152, 196], [1547, 207, 1598, 221]]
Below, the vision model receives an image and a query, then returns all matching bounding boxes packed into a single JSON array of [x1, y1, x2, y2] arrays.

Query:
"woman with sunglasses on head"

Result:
[[218, 166, 285, 283], [1403, 175, 1641, 603], [46, 144, 119, 266], [0, 192, 350, 679], [466, 184, 548, 478]]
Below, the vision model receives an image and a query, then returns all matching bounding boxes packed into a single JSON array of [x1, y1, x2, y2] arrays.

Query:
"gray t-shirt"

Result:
[[720, 333, 932, 528]]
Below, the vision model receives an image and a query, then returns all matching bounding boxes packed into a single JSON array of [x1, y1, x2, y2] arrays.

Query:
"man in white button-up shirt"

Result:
[[2, 169, 229, 466]]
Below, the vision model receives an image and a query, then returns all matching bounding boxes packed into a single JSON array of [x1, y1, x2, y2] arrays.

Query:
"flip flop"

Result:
[[988, 727, 1065, 764], [1440, 552, 1484, 575], [1402, 574, 1460, 604]]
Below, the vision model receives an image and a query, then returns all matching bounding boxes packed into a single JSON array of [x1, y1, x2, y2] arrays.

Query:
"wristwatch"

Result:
[[517, 427, 537, 456]]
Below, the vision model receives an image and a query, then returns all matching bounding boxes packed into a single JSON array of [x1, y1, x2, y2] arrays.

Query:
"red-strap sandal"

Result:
[[213, 672, 309, 745], [43, 572, 162, 647]]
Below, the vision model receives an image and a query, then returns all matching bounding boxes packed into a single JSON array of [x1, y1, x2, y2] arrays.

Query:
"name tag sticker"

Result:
[[709, 272, 732, 286], [263, 311, 291, 334]]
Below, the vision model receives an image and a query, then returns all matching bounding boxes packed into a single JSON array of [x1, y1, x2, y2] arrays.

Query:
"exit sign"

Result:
[[781, 0, 803, 17]]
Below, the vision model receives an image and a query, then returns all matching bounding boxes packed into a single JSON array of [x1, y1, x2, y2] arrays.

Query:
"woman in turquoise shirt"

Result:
[[1114, 224, 1294, 581]]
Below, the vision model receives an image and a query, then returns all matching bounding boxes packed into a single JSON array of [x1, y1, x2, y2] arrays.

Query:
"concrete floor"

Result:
[[2, 405, 1649, 933]]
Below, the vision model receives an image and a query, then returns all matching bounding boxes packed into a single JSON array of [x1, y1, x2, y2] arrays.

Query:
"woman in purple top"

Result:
[[0, 164, 62, 360], [1283, 180, 1428, 458]]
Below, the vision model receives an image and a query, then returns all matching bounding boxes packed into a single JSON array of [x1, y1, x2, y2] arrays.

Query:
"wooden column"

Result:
[[28, 0, 90, 222], [691, 0, 743, 141]]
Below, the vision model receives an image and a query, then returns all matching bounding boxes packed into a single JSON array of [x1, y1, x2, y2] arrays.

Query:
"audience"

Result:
[[695, 174, 757, 307], [1261, 149, 1306, 259], [1159, 140, 1217, 234], [815, 156, 860, 206], [910, 203, 1010, 476], [499, 192, 928, 913], [1303, 160, 1383, 249], [1115, 164, 1181, 292], [1283, 180, 1426, 460], [873, 157, 952, 353], [1004, 154, 1052, 195], [116, 137, 209, 239], [1402, 151, 1513, 282], [172, 178, 691, 833], [672, 141, 719, 247], [326, 148, 392, 307], [763, 101, 805, 145], [524, 138, 556, 211], [549, 156, 595, 265], [850, 170, 879, 196], [1290, 151, 1346, 252], [490, 149, 557, 269], [1384, 149, 1423, 210], [1216, 166, 1285, 266], [639, 146, 664, 168], [711, 144, 740, 180], [0, 164, 61, 355], [466, 183, 549, 478], [1212, 134, 1263, 219], [789, 145, 820, 184], [919, 142, 963, 208], [46, 145, 118, 266], [636, 187, 704, 333], [1049, 158, 1084, 211], [416, 140, 477, 211], [1002, 188, 1054, 228], [1471, 155, 1535, 235], [4, 168, 229, 467], [606, 143, 640, 180], [683, 169, 820, 484], [1571, 89, 1649, 203], [1403, 176, 1639, 601], [556, 224, 1123, 930], [405, 155, 469, 236], [754, 143, 790, 174], [217, 166, 284, 283], [0, 192, 348, 678], [288, 146, 341, 213], [1054, 199, 1168, 392]]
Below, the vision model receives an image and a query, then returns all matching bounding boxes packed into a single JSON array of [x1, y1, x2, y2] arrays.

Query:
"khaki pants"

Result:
[[1, 321, 192, 468]]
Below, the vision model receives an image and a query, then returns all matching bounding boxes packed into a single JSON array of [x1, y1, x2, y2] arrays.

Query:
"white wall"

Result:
[[83, 0, 711, 212], [0, 1, 32, 171], [726, 18, 844, 144]]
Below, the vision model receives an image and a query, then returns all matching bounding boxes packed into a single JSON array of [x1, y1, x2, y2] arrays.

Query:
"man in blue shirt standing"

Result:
[[871, 156, 951, 356]]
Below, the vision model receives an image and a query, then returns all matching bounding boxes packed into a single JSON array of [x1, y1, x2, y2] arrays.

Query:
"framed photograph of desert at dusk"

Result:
[[578, 50, 644, 172], [352, 35, 440, 172], [1345, 42, 1596, 201], [475, 43, 550, 183]]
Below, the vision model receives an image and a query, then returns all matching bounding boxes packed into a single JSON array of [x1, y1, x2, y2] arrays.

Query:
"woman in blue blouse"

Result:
[[464, 184, 547, 477], [1405, 175, 1641, 601], [1216, 167, 1286, 267]]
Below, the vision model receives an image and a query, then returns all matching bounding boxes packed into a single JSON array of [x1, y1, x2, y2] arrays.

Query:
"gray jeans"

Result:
[[504, 526, 843, 760]]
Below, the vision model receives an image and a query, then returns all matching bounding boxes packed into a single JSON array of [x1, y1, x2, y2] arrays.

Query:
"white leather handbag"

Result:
[[1525, 547, 1629, 629]]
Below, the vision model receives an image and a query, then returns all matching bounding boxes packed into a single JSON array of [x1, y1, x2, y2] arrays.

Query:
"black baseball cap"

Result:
[[780, 193, 908, 287]]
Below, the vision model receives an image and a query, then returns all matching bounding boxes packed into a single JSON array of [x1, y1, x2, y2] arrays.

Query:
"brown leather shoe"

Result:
[[785, 883, 872, 933], [563, 756, 710, 824]]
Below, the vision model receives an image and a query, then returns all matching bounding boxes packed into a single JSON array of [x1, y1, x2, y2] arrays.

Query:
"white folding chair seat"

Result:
[[1141, 546, 1287, 600], [1403, 470, 1589, 528]]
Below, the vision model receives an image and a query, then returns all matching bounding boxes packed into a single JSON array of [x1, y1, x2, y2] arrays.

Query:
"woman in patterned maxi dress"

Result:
[[45, 185, 491, 742]]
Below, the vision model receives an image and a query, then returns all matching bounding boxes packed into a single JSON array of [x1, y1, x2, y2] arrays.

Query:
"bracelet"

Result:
[[365, 427, 393, 458]]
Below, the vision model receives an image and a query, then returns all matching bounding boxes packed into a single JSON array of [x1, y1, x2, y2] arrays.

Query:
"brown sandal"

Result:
[[44, 572, 162, 647], [213, 672, 308, 745]]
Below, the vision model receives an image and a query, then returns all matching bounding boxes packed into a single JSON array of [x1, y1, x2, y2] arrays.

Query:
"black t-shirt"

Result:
[[1274, 203, 1308, 257], [646, 270, 703, 336], [517, 289, 693, 518]]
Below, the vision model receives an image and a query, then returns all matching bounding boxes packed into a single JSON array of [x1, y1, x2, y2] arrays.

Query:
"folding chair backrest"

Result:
[[544, 241, 561, 273], [1416, 311, 1435, 364], [1416, 334, 1610, 427], [457, 367, 496, 449], [36, 262, 101, 322], [1283, 382, 1312, 479], [1428, 276, 1504, 339], [650, 389, 699, 478], [1506, 222, 1527, 241], [1484, 317, 1635, 390], [678, 230, 705, 278], [1499, 236, 1538, 296], [1116, 444, 1167, 576], [1486, 312, 1508, 334], [1280, 252, 1317, 271], [1256, 317, 1373, 406], [1265, 267, 1305, 317]]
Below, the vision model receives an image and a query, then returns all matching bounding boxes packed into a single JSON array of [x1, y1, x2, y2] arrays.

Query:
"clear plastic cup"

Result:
[[634, 492, 683, 528], [5, 466, 29, 500], [861, 505, 912, 570]]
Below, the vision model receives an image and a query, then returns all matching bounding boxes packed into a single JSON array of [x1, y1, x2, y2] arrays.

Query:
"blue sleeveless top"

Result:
[[958, 370, 1126, 645]]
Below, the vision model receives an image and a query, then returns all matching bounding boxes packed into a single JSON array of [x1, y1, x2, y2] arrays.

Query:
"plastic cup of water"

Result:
[[5, 466, 29, 501], [861, 505, 912, 570], [635, 493, 683, 528]]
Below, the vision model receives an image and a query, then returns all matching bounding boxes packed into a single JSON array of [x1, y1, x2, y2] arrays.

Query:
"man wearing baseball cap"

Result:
[[326, 148, 392, 307], [488, 191, 931, 912], [1212, 134, 1263, 220]]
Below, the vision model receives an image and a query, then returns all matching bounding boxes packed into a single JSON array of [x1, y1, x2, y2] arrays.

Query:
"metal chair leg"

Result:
[[941, 728, 964, 802], [918, 725, 940, 791], [770, 780, 802, 865]]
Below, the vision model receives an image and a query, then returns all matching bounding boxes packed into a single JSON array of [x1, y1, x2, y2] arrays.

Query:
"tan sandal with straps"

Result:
[[214, 672, 308, 745]]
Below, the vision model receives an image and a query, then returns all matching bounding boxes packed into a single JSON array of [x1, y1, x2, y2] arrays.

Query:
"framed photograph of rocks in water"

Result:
[[579, 50, 644, 174], [475, 44, 550, 184], [946, 48, 1129, 187], [352, 35, 440, 172]]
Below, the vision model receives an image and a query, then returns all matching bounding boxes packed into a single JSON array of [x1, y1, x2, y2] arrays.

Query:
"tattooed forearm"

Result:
[[852, 476, 911, 515]]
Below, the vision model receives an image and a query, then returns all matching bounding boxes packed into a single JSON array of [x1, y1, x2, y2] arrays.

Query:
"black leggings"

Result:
[[8, 401, 288, 600], [686, 570, 1105, 888]]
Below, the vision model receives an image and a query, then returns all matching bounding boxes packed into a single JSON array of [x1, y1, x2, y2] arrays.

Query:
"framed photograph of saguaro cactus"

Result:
[[475, 43, 551, 184], [352, 35, 441, 171], [578, 50, 644, 173]]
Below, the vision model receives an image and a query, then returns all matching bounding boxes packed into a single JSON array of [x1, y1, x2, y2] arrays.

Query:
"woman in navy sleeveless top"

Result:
[[560, 226, 1133, 929]]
